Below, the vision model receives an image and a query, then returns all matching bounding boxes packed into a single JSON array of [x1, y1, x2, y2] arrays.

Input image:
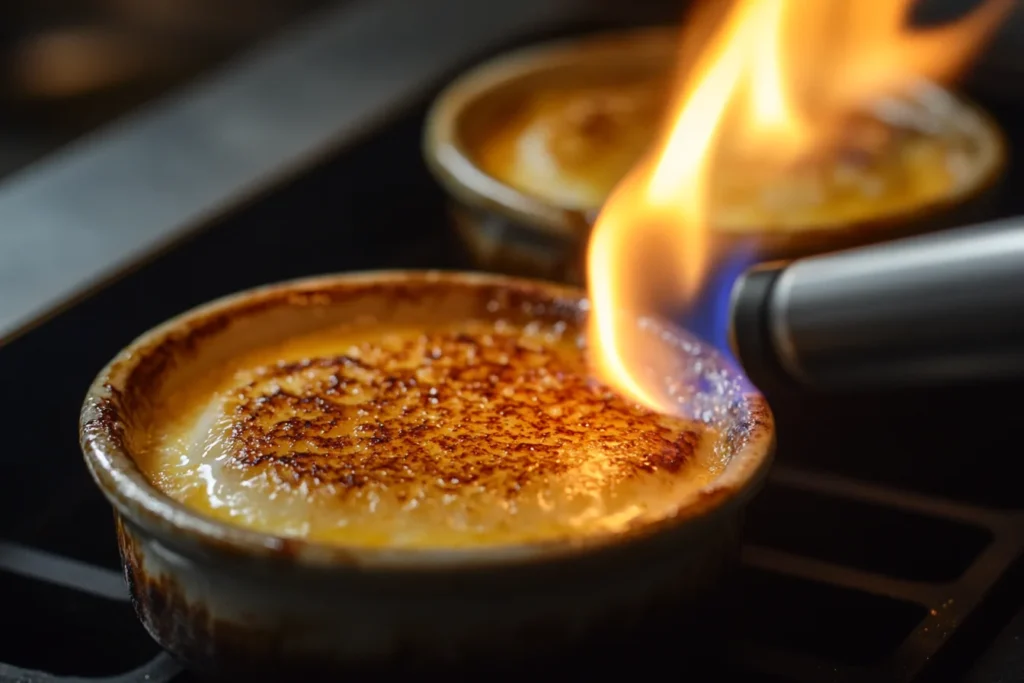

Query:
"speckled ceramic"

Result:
[[80, 270, 774, 680]]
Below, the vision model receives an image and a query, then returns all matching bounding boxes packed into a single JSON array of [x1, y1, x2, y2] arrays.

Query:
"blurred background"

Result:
[[2, 1, 1024, 682], [0, 0, 1019, 178]]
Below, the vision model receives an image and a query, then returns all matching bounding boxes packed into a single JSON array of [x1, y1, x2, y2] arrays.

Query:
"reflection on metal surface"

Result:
[[0, 0, 588, 347], [0, 652, 181, 683], [0, 540, 127, 602]]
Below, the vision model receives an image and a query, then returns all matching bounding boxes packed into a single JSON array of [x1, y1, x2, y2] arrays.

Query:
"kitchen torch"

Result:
[[728, 217, 1024, 391]]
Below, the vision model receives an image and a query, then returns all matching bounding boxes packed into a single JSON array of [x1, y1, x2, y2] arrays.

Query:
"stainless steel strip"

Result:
[[0, 652, 180, 683], [770, 465, 1016, 529], [0, 0, 587, 346], [0, 540, 127, 602], [741, 544, 940, 605]]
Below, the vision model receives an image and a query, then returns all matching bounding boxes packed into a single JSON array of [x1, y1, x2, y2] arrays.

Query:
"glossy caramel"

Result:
[[139, 318, 720, 549]]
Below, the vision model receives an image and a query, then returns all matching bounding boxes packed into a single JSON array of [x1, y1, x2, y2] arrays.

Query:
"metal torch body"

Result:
[[730, 217, 1024, 391]]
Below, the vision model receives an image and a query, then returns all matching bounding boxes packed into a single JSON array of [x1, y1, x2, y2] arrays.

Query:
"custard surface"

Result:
[[475, 82, 1000, 232], [140, 319, 720, 548], [477, 80, 666, 210]]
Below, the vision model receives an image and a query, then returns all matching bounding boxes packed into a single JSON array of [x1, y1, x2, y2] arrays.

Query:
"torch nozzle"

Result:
[[729, 217, 1024, 391]]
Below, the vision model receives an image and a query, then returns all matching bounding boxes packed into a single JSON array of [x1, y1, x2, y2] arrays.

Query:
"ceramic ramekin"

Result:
[[424, 27, 1006, 286], [80, 270, 774, 680]]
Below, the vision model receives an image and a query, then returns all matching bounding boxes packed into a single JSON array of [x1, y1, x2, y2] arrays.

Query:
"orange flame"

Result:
[[586, 0, 1011, 412]]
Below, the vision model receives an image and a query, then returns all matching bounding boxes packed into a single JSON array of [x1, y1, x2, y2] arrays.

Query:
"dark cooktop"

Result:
[[2, 14, 1024, 683]]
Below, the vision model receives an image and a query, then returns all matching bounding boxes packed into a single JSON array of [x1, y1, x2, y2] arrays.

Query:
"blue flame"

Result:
[[676, 245, 756, 368]]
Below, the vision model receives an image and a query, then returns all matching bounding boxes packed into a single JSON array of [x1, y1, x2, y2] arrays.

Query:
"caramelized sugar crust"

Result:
[[477, 80, 666, 210], [475, 79, 1001, 232], [140, 317, 719, 549], [231, 325, 699, 494]]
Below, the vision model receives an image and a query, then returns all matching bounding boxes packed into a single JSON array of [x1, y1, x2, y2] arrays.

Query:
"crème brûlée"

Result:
[[137, 316, 725, 549], [475, 79, 668, 210], [474, 79, 1002, 233]]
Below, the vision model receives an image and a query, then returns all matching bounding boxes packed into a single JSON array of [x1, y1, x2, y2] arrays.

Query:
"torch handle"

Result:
[[729, 217, 1024, 391]]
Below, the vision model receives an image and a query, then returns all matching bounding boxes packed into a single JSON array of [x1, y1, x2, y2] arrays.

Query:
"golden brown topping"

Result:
[[474, 81, 668, 209], [544, 83, 664, 172], [226, 323, 700, 500], [476, 76, 1000, 232], [138, 306, 725, 548]]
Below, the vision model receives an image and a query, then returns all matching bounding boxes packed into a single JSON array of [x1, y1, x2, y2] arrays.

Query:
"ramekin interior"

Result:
[[80, 270, 774, 571]]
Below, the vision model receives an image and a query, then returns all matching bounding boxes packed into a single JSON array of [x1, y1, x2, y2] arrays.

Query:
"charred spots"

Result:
[[220, 325, 703, 500], [646, 430, 701, 474]]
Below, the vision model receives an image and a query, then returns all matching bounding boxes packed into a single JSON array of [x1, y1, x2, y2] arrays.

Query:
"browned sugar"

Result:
[[476, 82, 1000, 232], [476, 80, 665, 210], [140, 320, 720, 549]]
